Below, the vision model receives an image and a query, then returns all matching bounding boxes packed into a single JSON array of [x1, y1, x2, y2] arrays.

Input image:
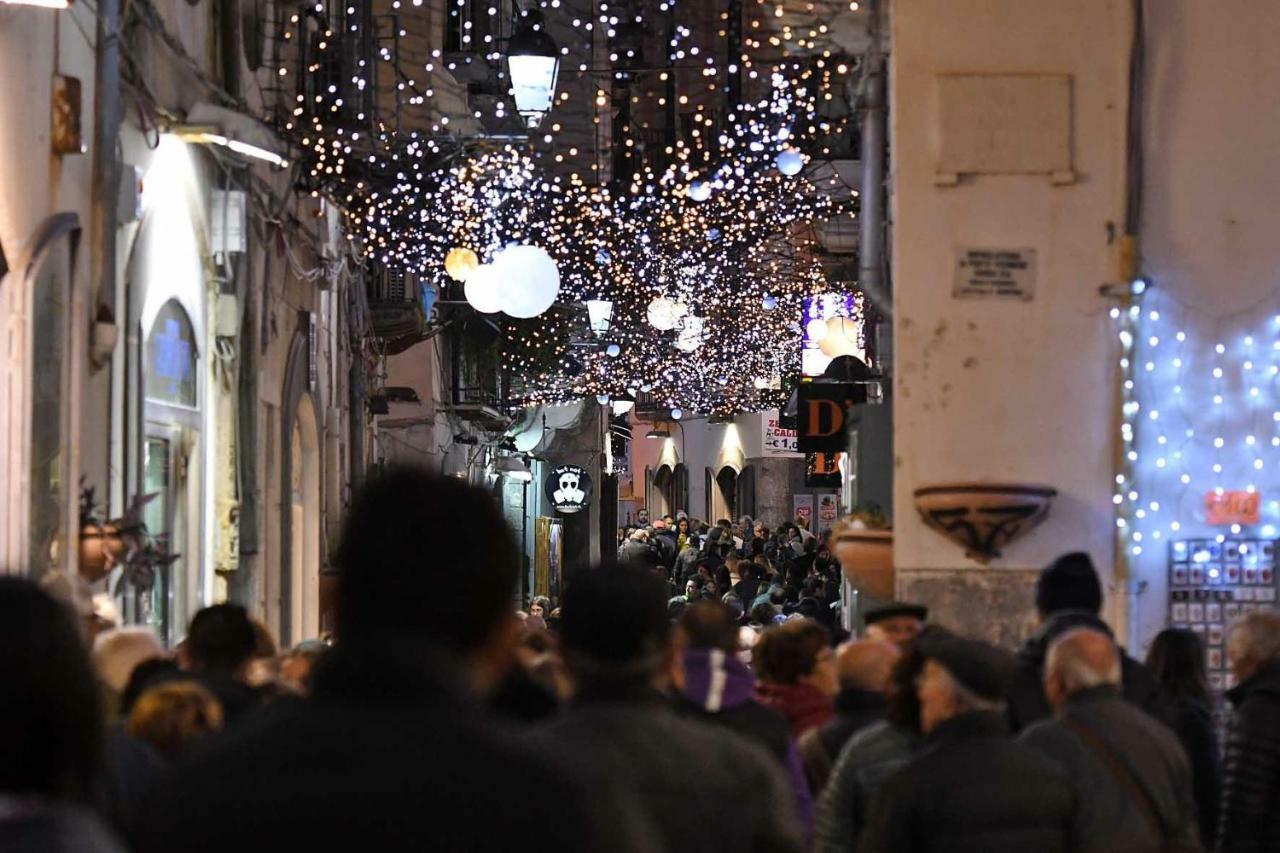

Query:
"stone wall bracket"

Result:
[[913, 482, 1057, 565]]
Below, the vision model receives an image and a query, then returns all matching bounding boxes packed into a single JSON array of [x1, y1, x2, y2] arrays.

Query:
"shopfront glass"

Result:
[[28, 259, 66, 573]]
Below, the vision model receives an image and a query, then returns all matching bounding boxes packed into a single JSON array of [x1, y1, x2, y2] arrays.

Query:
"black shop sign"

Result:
[[544, 464, 593, 514], [797, 383, 867, 453]]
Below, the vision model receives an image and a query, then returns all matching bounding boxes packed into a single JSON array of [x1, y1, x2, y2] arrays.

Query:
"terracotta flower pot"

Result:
[[79, 522, 126, 584], [833, 529, 895, 599], [913, 482, 1057, 565]]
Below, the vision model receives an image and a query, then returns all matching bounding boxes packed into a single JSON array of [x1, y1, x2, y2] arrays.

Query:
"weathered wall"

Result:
[[891, 0, 1129, 645]]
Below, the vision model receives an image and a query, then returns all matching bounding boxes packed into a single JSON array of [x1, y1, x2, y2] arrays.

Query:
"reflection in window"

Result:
[[145, 300, 197, 406], [29, 261, 66, 573]]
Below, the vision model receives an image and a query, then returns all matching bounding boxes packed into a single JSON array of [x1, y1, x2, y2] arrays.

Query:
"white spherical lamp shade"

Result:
[[805, 317, 830, 342], [775, 148, 805, 176], [494, 245, 560, 318], [674, 315, 704, 352], [647, 297, 687, 331], [688, 182, 712, 202], [464, 263, 504, 314], [444, 247, 480, 281], [819, 316, 860, 357]]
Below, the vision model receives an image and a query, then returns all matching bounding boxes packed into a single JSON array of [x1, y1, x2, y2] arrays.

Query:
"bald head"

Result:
[[835, 640, 900, 693], [1043, 627, 1121, 711]]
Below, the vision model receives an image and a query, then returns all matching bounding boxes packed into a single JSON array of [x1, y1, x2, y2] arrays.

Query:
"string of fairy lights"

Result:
[[269, 0, 863, 417]]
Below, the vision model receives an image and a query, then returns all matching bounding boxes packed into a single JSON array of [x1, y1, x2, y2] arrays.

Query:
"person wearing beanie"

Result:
[[1006, 552, 1159, 732], [858, 628, 1077, 853]]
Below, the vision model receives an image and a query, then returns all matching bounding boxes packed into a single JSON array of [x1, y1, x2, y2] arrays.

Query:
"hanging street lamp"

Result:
[[506, 10, 560, 129]]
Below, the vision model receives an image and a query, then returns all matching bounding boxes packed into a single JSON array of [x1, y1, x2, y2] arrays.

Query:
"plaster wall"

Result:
[[891, 0, 1129, 642]]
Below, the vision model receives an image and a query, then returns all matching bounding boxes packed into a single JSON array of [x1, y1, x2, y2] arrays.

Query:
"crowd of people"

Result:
[[2, 465, 1279, 851]]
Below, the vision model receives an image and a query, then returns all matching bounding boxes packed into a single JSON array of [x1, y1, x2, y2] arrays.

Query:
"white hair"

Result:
[[1046, 627, 1121, 694], [1228, 611, 1280, 664]]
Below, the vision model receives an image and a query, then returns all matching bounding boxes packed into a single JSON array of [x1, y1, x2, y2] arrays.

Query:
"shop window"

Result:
[[28, 247, 69, 572]]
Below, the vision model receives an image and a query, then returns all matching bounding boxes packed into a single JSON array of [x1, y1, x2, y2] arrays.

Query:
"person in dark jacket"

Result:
[[0, 577, 126, 853], [1020, 627, 1199, 852], [675, 601, 815, 835], [1146, 627, 1220, 846], [859, 628, 1076, 853], [134, 468, 652, 853], [1217, 611, 1280, 853], [798, 639, 898, 792], [177, 603, 263, 723], [543, 566, 804, 853], [815, 636, 928, 853], [1007, 552, 1159, 731]]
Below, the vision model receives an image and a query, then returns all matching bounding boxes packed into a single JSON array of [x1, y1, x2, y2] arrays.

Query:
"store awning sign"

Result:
[[797, 383, 866, 453], [545, 464, 593, 514], [1205, 490, 1261, 527]]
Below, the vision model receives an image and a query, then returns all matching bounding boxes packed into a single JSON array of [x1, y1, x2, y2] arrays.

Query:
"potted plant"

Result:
[[78, 486, 179, 591], [832, 504, 895, 599], [79, 485, 126, 583]]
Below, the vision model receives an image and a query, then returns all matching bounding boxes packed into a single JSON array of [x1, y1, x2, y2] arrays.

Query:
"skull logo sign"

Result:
[[545, 465, 593, 514]]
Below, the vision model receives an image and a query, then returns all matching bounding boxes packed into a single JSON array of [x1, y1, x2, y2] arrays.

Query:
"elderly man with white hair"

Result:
[[1218, 610, 1280, 852], [1020, 627, 1198, 853]]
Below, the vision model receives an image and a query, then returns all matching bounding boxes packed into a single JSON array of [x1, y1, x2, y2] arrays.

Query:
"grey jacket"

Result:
[[814, 720, 918, 853], [1020, 685, 1200, 853], [542, 693, 805, 853]]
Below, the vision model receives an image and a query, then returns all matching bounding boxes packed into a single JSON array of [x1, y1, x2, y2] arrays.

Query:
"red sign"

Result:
[[1205, 491, 1261, 526]]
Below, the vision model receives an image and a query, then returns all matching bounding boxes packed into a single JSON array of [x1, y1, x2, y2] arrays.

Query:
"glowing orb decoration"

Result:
[[671, 407, 684, 420], [647, 297, 688, 331], [605, 343, 622, 358], [753, 376, 769, 390], [762, 294, 778, 311], [674, 314, 705, 352], [596, 394, 610, 404], [464, 263, 503, 314], [806, 317, 830, 342], [820, 316, 862, 358], [494, 244, 560, 318], [775, 148, 805, 176], [444, 247, 479, 282], [688, 182, 712, 202]]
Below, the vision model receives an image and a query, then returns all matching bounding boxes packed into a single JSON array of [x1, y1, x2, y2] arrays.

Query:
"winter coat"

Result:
[[1006, 610, 1160, 731], [814, 720, 919, 853], [1019, 685, 1199, 853], [1151, 691, 1219, 847], [0, 798, 126, 853], [1217, 659, 1280, 853], [133, 638, 654, 853], [757, 680, 836, 738], [619, 538, 657, 568], [858, 710, 1076, 853], [798, 688, 887, 793], [677, 648, 814, 835], [543, 687, 805, 853]]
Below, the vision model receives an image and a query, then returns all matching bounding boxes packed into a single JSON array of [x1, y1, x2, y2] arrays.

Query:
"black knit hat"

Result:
[[917, 628, 1017, 702], [1035, 552, 1103, 616]]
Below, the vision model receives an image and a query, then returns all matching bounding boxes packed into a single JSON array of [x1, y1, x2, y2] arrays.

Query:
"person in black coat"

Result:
[[1218, 611, 1280, 853], [1146, 627, 1220, 847], [1020, 628, 1199, 852], [543, 567, 805, 853], [133, 468, 653, 853], [859, 629, 1076, 853], [1006, 552, 1159, 731]]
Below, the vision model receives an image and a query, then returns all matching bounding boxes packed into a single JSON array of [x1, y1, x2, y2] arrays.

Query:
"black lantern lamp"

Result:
[[506, 9, 560, 129]]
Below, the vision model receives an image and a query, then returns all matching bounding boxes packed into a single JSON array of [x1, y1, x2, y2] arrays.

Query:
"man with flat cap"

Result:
[[861, 602, 927, 648], [858, 628, 1077, 853]]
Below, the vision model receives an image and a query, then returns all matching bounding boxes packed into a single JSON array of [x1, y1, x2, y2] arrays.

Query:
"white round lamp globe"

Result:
[[494, 245, 560, 318], [775, 148, 805, 176], [464, 263, 503, 314]]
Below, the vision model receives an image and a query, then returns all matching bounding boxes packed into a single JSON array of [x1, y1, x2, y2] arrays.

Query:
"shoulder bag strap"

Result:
[[1062, 715, 1169, 842]]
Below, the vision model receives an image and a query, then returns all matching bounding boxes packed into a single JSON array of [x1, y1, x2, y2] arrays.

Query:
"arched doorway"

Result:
[[650, 464, 673, 519], [0, 214, 81, 575], [708, 465, 738, 524], [139, 299, 201, 644], [287, 393, 321, 644]]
